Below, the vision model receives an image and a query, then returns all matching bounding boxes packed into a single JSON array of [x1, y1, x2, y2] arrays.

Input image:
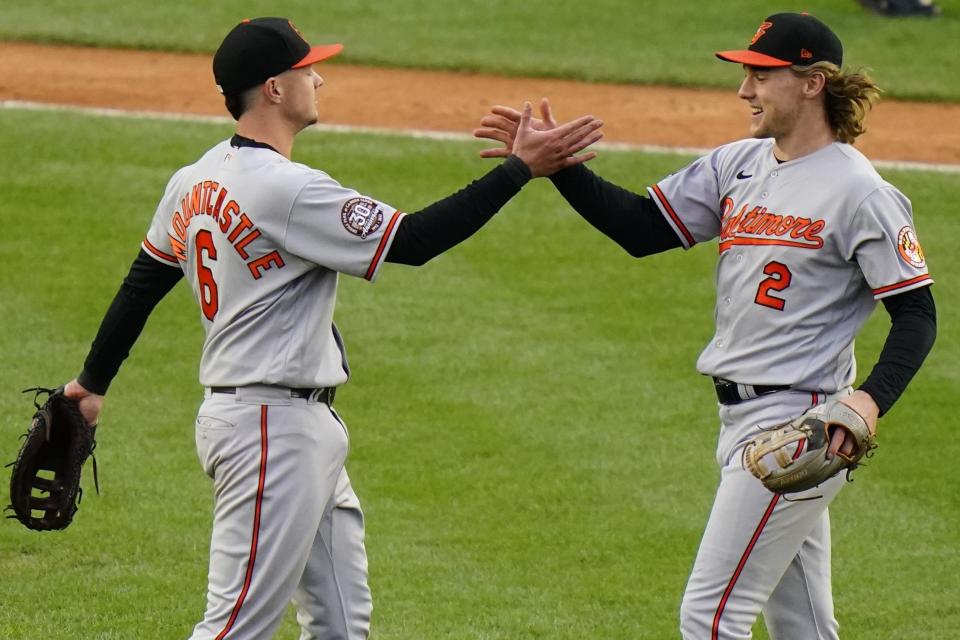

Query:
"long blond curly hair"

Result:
[[791, 62, 882, 144]]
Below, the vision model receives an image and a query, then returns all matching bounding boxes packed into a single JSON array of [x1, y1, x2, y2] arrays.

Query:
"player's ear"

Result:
[[802, 70, 827, 99], [263, 77, 283, 104]]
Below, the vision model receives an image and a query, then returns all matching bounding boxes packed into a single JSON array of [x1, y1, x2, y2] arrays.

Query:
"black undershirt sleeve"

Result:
[[386, 155, 531, 265], [857, 285, 937, 416], [548, 164, 935, 414], [77, 249, 183, 395], [83, 155, 531, 391], [548, 163, 683, 256]]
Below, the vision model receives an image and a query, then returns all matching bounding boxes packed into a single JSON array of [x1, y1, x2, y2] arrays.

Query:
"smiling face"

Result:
[[737, 66, 807, 141]]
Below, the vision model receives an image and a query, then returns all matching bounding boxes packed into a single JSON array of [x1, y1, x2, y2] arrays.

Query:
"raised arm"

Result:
[[387, 103, 604, 266], [474, 98, 682, 257]]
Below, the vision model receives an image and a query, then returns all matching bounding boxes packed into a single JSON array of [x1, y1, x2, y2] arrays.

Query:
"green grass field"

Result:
[[0, 108, 957, 639], [3, 1, 960, 101]]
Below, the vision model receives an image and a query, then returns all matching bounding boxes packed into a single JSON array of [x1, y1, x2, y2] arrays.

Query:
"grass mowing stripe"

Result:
[[1, 109, 956, 639], [5, 100, 960, 175]]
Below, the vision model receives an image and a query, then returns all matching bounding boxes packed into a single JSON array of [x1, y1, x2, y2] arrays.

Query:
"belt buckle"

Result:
[[713, 377, 743, 405], [308, 387, 334, 405]]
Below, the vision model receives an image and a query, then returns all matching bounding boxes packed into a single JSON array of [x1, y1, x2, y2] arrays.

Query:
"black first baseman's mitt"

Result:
[[7, 387, 98, 530], [742, 400, 877, 494]]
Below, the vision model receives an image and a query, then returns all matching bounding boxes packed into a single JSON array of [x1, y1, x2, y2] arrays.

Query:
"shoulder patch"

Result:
[[897, 225, 926, 269], [341, 197, 384, 239]]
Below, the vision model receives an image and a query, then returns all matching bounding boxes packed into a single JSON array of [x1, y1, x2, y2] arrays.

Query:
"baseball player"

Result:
[[474, 12, 936, 639], [59, 17, 602, 640]]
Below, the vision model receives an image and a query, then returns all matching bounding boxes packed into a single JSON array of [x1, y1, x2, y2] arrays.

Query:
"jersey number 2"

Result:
[[195, 230, 219, 320], [755, 261, 791, 311]]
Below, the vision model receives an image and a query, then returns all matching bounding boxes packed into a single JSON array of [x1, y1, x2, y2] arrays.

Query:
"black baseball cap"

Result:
[[213, 17, 343, 95], [715, 12, 843, 68]]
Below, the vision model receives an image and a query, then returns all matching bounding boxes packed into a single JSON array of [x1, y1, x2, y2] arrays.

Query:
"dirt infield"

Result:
[[2, 41, 958, 165]]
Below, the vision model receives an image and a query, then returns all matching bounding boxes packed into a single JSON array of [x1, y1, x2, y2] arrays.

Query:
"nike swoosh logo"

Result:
[[736, 170, 753, 180]]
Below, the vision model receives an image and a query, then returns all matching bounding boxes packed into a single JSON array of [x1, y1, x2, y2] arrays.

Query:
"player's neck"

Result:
[[235, 115, 296, 159], [772, 111, 836, 162]]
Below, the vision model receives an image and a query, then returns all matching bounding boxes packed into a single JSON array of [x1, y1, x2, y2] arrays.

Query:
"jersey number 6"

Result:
[[195, 230, 219, 321], [755, 261, 792, 311]]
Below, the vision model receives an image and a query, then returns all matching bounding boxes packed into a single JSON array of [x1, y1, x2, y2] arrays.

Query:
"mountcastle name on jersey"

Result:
[[143, 139, 403, 389]]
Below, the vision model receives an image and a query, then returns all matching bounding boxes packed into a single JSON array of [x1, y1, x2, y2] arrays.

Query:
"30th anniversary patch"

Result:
[[341, 197, 384, 239]]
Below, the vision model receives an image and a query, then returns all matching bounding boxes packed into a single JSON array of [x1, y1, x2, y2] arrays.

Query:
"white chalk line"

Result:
[[3, 99, 958, 174]]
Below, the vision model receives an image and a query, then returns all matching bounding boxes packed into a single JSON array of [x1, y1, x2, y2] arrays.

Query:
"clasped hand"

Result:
[[474, 98, 603, 177]]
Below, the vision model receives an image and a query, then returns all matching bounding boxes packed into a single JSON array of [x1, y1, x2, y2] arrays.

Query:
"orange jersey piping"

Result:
[[872, 274, 932, 296], [142, 237, 178, 264], [364, 210, 403, 281], [651, 184, 696, 247]]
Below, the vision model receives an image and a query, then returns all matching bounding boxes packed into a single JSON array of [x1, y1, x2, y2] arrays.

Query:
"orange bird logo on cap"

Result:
[[288, 20, 307, 43], [750, 21, 773, 45]]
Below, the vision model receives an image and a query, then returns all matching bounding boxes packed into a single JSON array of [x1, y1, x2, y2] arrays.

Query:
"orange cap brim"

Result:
[[293, 43, 344, 68], [715, 50, 792, 67]]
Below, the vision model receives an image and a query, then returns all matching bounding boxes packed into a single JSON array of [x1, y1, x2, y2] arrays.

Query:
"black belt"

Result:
[[713, 377, 789, 405], [211, 386, 336, 404]]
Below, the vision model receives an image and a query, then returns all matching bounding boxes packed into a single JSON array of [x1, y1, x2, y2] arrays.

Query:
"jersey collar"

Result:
[[230, 134, 281, 155]]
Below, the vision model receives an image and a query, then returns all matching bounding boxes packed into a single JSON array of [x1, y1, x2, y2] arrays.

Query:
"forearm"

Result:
[[386, 155, 531, 266], [78, 249, 183, 394], [549, 164, 682, 257], [858, 286, 937, 415]]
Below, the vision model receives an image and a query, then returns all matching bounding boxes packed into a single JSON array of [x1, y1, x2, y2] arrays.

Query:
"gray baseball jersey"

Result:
[[142, 139, 403, 388], [648, 138, 932, 392]]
